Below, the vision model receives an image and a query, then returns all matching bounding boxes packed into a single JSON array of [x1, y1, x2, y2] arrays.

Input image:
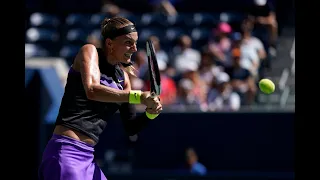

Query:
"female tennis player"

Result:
[[38, 16, 162, 180]]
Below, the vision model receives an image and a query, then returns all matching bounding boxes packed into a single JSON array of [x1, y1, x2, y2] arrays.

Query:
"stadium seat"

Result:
[[220, 12, 246, 23], [25, 43, 50, 58], [219, 12, 246, 31], [89, 29, 102, 39], [185, 13, 219, 27], [29, 12, 60, 28], [59, 44, 81, 60], [116, 13, 139, 26], [89, 13, 109, 28], [190, 28, 210, 42], [189, 27, 210, 48], [164, 13, 189, 27], [65, 13, 91, 28], [164, 28, 188, 44], [26, 28, 60, 43], [138, 13, 164, 28], [65, 29, 89, 44], [137, 28, 164, 44]]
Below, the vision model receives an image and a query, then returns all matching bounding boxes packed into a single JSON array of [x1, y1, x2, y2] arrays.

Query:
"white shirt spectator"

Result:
[[172, 47, 201, 74], [156, 50, 169, 67], [207, 72, 241, 111], [240, 37, 265, 77]]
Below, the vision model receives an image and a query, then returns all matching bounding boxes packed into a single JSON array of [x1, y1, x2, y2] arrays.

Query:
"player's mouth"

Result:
[[124, 53, 132, 58]]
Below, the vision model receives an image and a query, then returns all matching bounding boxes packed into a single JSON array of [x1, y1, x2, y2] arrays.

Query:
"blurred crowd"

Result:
[[129, 22, 264, 112], [26, 0, 279, 112], [84, 0, 279, 112]]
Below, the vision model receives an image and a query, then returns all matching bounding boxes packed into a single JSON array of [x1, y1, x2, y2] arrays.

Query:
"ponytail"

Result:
[[121, 63, 138, 77]]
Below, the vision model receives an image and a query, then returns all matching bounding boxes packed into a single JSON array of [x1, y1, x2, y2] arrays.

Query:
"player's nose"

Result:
[[131, 43, 137, 52]]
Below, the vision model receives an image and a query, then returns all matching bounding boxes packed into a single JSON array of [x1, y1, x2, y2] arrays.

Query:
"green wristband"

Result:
[[129, 90, 142, 104], [145, 111, 159, 120]]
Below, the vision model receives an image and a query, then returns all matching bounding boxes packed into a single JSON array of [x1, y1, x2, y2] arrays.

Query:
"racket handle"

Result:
[[150, 92, 156, 98], [150, 92, 160, 101]]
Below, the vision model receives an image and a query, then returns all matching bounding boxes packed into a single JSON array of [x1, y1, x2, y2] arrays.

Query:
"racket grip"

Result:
[[150, 92, 160, 101], [150, 92, 156, 98]]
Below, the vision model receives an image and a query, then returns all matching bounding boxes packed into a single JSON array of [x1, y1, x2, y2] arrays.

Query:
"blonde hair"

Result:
[[101, 16, 137, 77], [122, 65, 138, 77]]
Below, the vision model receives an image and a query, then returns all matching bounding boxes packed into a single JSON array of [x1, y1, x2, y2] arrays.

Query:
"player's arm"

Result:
[[76, 44, 130, 102], [119, 71, 162, 136]]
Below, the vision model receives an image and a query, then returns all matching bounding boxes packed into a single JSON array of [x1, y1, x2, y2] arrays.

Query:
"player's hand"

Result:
[[146, 100, 162, 114], [141, 91, 160, 109]]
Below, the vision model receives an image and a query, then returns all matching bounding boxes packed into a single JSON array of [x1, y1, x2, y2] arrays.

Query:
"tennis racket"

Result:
[[146, 39, 161, 98]]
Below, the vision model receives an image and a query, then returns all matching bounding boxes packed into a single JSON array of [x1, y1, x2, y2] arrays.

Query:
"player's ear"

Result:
[[106, 38, 113, 48], [105, 38, 115, 54]]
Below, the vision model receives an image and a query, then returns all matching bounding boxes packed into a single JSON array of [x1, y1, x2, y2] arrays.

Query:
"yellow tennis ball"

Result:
[[259, 79, 275, 94]]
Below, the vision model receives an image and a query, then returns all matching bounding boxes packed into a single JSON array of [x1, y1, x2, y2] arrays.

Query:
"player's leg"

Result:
[[39, 134, 98, 180], [93, 162, 107, 180], [38, 136, 63, 180], [57, 135, 99, 180], [40, 158, 84, 180], [40, 154, 98, 180], [38, 157, 61, 180]]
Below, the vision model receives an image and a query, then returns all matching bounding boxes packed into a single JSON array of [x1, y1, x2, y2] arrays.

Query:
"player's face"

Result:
[[112, 32, 138, 63]]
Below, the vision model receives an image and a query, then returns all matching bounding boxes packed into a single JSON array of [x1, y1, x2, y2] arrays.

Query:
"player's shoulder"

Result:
[[74, 44, 100, 65], [78, 44, 101, 60], [79, 44, 99, 53]]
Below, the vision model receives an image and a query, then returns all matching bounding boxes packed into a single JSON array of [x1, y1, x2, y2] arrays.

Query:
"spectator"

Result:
[[170, 35, 201, 78], [175, 78, 205, 111], [101, 0, 132, 17], [148, 0, 180, 16], [129, 50, 148, 90], [225, 48, 257, 105], [231, 32, 242, 49], [185, 147, 207, 176], [208, 22, 233, 68], [207, 72, 241, 112], [144, 60, 177, 105], [182, 64, 208, 110], [239, 18, 266, 80], [175, 79, 195, 107], [149, 35, 170, 73], [198, 49, 224, 87], [248, 0, 278, 57]]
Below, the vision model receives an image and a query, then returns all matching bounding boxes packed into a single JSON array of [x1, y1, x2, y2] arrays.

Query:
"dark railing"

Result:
[[41, 112, 294, 180]]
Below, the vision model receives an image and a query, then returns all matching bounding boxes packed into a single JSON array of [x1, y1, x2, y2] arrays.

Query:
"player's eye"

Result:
[[125, 41, 133, 45]]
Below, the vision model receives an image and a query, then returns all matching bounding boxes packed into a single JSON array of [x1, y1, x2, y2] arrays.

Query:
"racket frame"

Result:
[[146, 39, 161, 98]]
